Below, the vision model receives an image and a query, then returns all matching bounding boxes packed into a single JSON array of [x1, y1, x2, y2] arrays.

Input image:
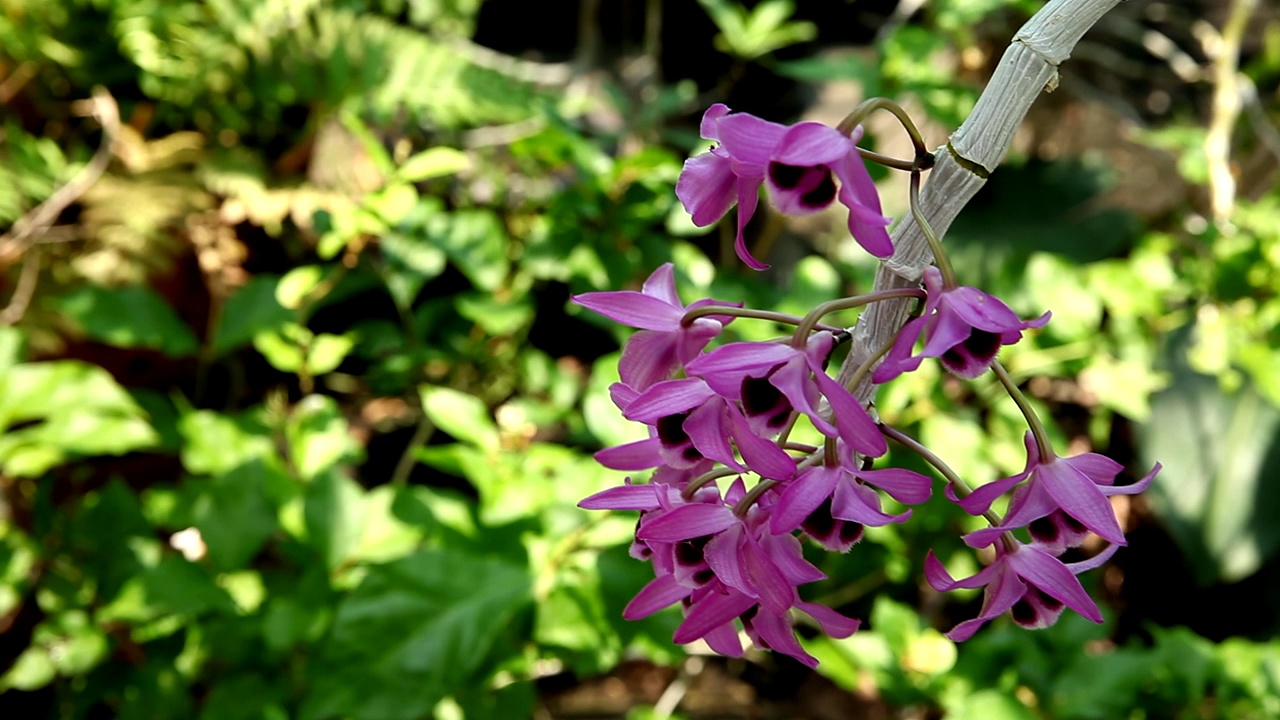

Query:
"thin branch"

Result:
[[0, 87, 119, 325], [0, 87, 119, 258], [1203, 0, 1259, 223]]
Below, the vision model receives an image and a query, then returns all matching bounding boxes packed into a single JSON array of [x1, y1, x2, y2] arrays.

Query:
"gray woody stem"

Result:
[[836, 0, 1122, 400]]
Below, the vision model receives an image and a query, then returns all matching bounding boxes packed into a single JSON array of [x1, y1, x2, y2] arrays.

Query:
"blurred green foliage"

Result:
[[2, 0, 1279, 717]]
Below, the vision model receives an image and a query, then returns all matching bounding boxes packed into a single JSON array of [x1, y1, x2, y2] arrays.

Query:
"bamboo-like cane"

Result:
[[837, 0, 1124, 400]]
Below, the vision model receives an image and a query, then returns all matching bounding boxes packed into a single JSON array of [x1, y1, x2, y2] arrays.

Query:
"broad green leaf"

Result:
[[308, 332, 356, 375], [300, 549, 532, 720], [365, 183, 418, 225], [211, 275, 293, 355], [276, 265, 326, 310], [178, 409, 276, 476], [425, 208, 508, 291], [0, 361, 144, 427], [1142, 355, 1280, 583], [198, 675, 287, 720], [286, 395, 357, 481], [396, 147, 469, 182], [57, 285, 200, 356], [420, 385, 498, 447], [354, 486, 425, 564], [379, 231, 447, 308], [193, 461, 281, 571], [142, 556, 238, 617], [456, 293, 532, 336], [945, 690, 1037, 720], [304, 468, 367, 573]]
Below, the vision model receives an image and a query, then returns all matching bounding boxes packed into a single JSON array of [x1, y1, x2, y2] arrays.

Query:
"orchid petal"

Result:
[[733, 176, 767, 269], [796, 601, 861, 638], [770, 466, 840, 535], [673, 589, 756, 645], [638, 503, 736, 542], [1038, 460, 1127, 544], [727, 404, 797, 480], [924, 550, 999, 591], [619, 330, 681, 390], [623, 573, 690, 619], [717, 112, 787, 166], [595, 438, 663, 470], [676, 152, 739, 227], [856, 467, 933, 504], [1100, 462, 1160, 497], [740, 534, 796, 614], [624, 378, 717, 423], [572, 291, 683, 330], [751, 610, 818, 668], [1063, 452, 1125, 484], [699, 103, 731, 140], [579, 483, 660, 510], [1007, 545, 1104, 622]]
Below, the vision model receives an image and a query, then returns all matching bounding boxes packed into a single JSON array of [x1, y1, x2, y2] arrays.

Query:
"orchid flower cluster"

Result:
[[573, 101, 1160, 667]]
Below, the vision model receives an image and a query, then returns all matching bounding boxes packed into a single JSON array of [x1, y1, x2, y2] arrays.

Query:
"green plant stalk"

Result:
[[879, 423, 1004, 527], [992, 361, 1056, 464], [791, 288, 926, 348], [910, 170, 958, 288]]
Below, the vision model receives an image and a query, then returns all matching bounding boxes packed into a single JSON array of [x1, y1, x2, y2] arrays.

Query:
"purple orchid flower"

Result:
[[926, 540, 1119, 641], [872, 266, 1051, 383], [955, 432, 1160, 550], [685, 331, 888, 459], [613, 479, 859, 667], [770, 457, 932, 551], [675, 103, 893, 270], [572, 263, 739, 390]]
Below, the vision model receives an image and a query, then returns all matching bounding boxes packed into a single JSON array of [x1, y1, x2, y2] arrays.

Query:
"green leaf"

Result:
[[379, 231, 447, 308], [300, 549, 532, 720], [276, 265, 326, 310], [193, 461, 282, 571], [211, 275, 293, 356], [0, 361, 144, 426], [426, 208, 508, 292], [286, 395, 357, 481], [1142, 361, 1280, 583], [945, 690, 1037, 720], [57, 285, 200, 356], [0, 360, 158, 476], [308, 332, 356, 375], [142, 556, 238, 616], [365, 183, 419, 225], [304, 468, 367, 573], [178, 409, 277, 476], [396, 147, 469, 182], [456, 293, 533, 336], [420, 385, 498, 447]]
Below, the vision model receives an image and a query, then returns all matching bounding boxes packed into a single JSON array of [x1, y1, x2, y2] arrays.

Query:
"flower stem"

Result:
[[837, 97, 931, 158], [843, 332, 898, 395], [682, 305, 839, 331], [681, 467, 739, 500], [910, 170, 958, 288], [791, 288, 926, 348], [735, 479, 777, 517], [856, 147, 919, 172], [992, 361, 1056, 465], [879, 423, 1004, 527]]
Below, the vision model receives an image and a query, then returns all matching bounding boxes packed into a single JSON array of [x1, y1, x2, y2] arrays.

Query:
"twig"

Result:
[[836, 0, 1124, 401], [1203, 0, 1259, 223], [0, 250, 41, 326], [0, 62, 37, 104], [0, 87, 119, 258], [0, 87, 119, 325]]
